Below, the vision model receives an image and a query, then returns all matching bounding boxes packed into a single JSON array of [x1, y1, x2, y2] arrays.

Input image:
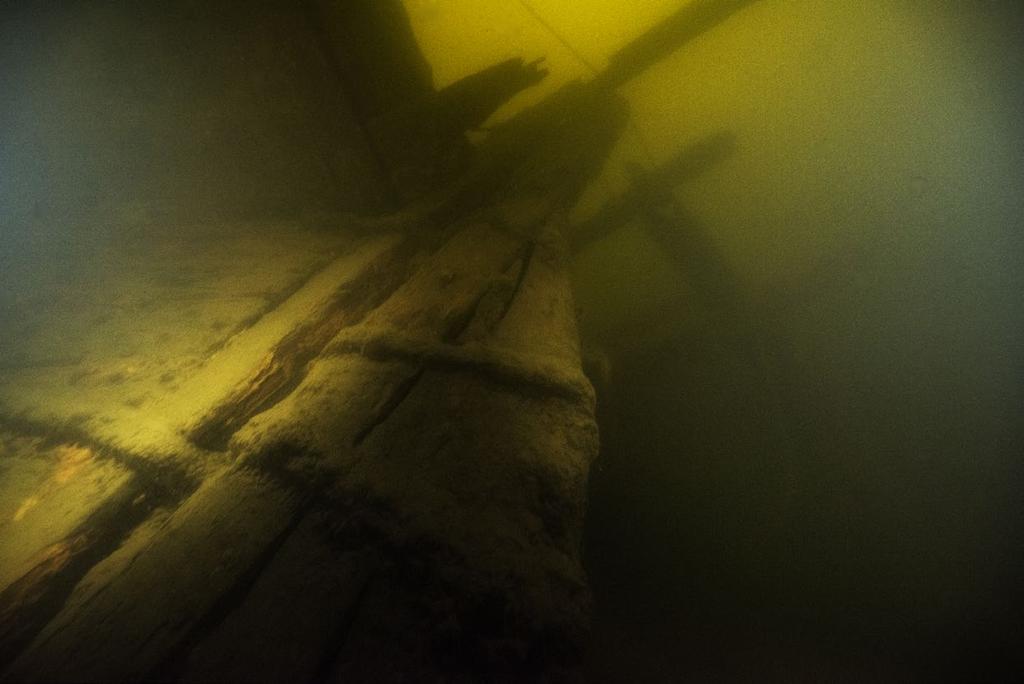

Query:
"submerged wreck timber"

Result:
[[0, 1, 758, 680], [0, 220, 597, 683]]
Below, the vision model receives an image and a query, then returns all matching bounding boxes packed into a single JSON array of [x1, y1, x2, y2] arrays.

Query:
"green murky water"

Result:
[[405, 2, 1024, 679], [2, 2, 1022, 680]]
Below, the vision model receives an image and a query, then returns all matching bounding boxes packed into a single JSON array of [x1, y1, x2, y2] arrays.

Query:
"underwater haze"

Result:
[[407, 0, 1024, 680], [1, 0, 1022, 681]]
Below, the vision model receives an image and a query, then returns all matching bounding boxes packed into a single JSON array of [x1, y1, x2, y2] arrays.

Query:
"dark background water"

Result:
[[576, 6, 1024, 679], [2, 2, 1021, 680]]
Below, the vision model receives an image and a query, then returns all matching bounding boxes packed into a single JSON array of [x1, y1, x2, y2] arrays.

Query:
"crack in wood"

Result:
[[188, 238, 418, 452], [352, 368, 425, 447], [444, 239, 536, 344], [497, 239, 536, 326], [143, 507, 309, 683], [0, 478, 181, 672], [327, 330, 594, 407], [309, 558, 379, 684]]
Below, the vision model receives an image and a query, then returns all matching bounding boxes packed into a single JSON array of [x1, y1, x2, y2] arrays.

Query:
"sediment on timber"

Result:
[[0, 1, 767, 680]]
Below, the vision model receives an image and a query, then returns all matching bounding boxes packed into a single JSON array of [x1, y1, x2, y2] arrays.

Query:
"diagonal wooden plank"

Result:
[[4, 468, 299, 683]]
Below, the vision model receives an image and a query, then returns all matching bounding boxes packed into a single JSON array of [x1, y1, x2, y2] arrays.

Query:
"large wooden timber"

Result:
[[0, 1, 764, 679], [0, 210, 597, 682]]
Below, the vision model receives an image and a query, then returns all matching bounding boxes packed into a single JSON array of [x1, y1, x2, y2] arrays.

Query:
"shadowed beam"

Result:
[[627, 159, 743, 317], [598, 0, 765, 89], [570, 131, 735, 254], [435, 57, 549, 135]]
